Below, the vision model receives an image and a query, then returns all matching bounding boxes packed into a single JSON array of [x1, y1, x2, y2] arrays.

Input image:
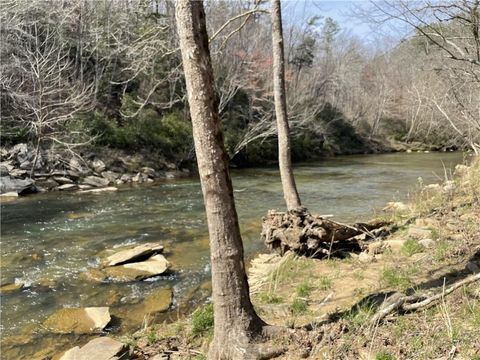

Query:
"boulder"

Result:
[[92, 159, 106, 173], [101, 171, 120, 183], [103, 243, 164, 267], [0, 176, 37, 195], [120, 174, 132, 183], [104, 255, 170, 282], [56, 337, 128, 360], [83, 176, 110, 187], [43, 307, 111, 334], [0, 165, 10, 176], [36, 178, 60, 190], [140, 167, 156, 178]]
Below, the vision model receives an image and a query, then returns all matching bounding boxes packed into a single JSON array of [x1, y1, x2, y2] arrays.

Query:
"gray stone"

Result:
[[0, 176, 37, 195], [83, 176, 110, 187], [0, 165, 10, 176], [57, 184, 78, 191], [79, 187, 118, 194], [120, 174, 132, 183], [140, 167, 156, 178], [19, 160, 31, 170], [53, 176, 74, 184], [92, 159, 106, 173], [101, 171, 120, 182], [57, 337, 128, 360]]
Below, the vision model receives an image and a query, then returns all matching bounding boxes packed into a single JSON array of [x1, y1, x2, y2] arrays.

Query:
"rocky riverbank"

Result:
[[0, 144, 191, 197]]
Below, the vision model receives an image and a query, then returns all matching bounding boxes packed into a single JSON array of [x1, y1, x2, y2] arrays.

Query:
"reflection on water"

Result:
[[0, 152, 465, 358]]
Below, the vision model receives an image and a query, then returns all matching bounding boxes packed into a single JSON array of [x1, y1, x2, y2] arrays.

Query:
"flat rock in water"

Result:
[[82, 176, 110, 187], [79, 187, 118, 194], [43, 307, 111, 334], [57, 184, 78, 191], [143, 287, 173, 314], [103, 242, 164, 267], [56, 337, 128, 360], [0, 282, 24, 294], [104, 255, 170, 282]]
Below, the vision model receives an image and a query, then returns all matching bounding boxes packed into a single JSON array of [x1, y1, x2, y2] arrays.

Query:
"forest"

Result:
[[2, 0, 479, 170], [1, 1, 479, 360]]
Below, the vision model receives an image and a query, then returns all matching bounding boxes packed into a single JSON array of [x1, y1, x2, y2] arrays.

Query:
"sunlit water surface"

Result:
[[0, 152, 465, 359]]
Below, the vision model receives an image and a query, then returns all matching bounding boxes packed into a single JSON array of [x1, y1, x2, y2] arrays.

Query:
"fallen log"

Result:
[[370, 272, 480, 325], [261, 207, 389, 257]]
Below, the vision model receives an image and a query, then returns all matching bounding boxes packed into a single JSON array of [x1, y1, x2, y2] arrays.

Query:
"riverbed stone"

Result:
[[0, 176, 37, 195], [79, 187, 118, 194], [0, 282, 24, 294], [53, 176, 74, 184], [104, 255, 170, 282], [103, 242, 164, 267], [143, 287, 173, 314], [82, 176, 110, 187], [101, 171, 120, 183], [43, 307, 111, 334], [57, 184, 78, 191], [56, 337, 128, 360], [92, 159, 106, 173]]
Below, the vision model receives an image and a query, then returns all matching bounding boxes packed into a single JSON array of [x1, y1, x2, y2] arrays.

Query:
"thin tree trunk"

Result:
[[271, 0, 302, 211], [175, 1, 265, 358]]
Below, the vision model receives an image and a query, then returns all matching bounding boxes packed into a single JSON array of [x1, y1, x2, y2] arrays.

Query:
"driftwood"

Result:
[[261, 207, 389, 257], [370, 272, 480, 325]]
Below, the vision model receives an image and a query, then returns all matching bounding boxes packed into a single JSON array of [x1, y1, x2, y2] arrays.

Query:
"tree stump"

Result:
[[261, 207, 389, 257]]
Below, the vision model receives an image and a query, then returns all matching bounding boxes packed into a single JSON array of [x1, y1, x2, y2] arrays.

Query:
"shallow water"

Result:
[[0, 152, 465, 358]]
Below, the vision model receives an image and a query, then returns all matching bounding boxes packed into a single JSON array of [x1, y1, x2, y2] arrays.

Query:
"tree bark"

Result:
[[271, 0, 302, 211], [175, 1, 265, 358]]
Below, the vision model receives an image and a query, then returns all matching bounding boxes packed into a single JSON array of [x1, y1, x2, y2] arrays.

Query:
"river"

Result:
[[0, 152, 465, 359]]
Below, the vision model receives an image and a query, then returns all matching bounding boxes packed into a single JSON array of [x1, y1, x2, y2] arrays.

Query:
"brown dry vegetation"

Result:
[[126, 157, 480, 360]]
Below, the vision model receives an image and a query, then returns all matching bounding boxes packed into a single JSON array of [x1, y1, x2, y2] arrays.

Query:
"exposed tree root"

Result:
[[371, 272, 480, 325], [261, 207, 389, 257]]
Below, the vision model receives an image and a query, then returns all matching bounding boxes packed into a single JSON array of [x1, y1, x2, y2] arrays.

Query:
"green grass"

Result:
[[434, 240, 450, 261], [296, 281, 313, 297], [344, 301, 375, 329], [290, 298, 308, 315], [317, 276, 333, 290], [401, 239, 424, 257], [258, 292, 284, 304], [375, 351, 396, 360], [191, 303, 214, 337], [380, 265, 418, 290]]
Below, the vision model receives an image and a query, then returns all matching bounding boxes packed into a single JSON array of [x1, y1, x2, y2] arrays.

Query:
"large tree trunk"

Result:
[[271, 0, 302, 211], [175, 1, 265, 358]]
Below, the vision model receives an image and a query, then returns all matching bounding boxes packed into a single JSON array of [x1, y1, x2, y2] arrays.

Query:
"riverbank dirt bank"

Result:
[[79, 157, 479, 360]]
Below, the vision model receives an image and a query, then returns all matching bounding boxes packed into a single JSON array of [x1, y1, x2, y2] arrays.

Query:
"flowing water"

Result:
[[0, 152, 465, 359]]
